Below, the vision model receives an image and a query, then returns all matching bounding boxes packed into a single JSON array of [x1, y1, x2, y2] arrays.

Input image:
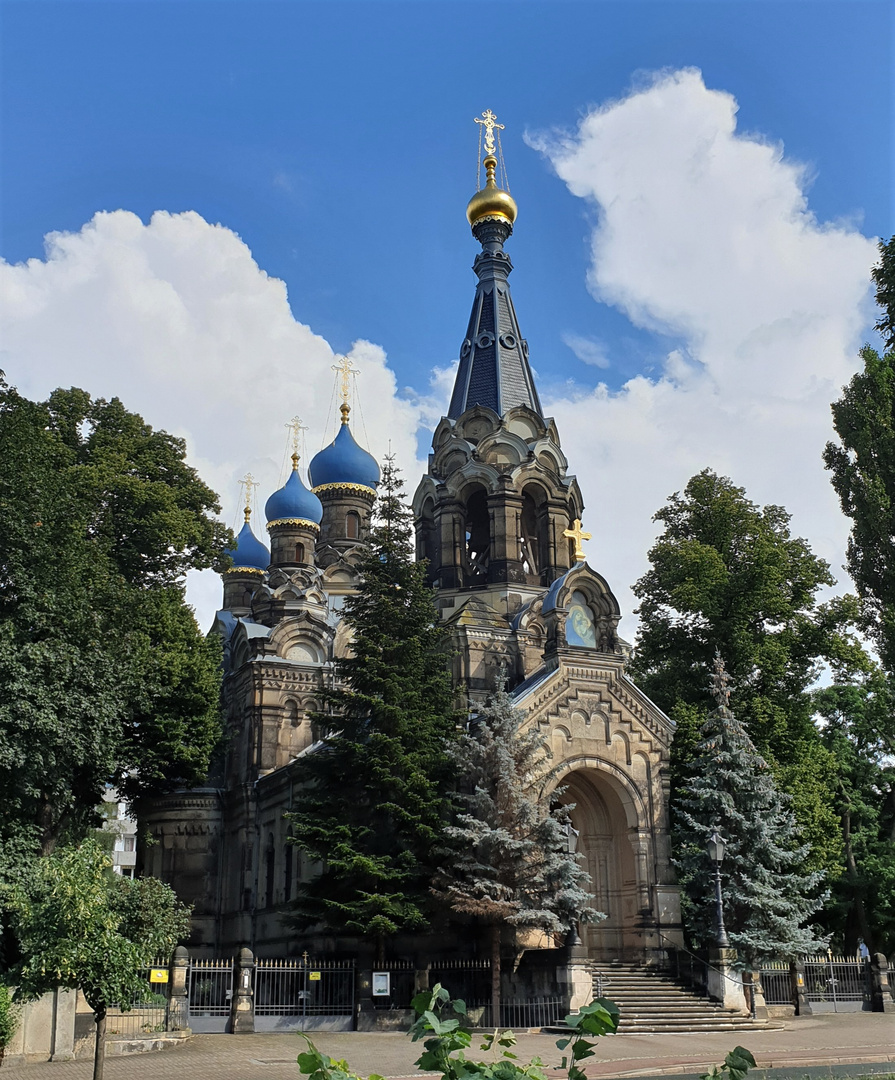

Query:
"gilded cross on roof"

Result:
[[240, 472, 260, 522], [286, 415, 308, 465], [475, 109, 504, 158], [332, 355, 360, 407], [563, 518, 592, 562]]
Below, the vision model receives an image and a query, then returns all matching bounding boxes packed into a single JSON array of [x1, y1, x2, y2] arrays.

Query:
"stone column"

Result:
[[168, 946, 191, 1032], [557, 928, 593, 1013], [870, 953, 895, 1013], [48, 988, 76, 1061], [789, 959, 812, 1016], [230, 948, 255, 1034], [707, 948, 748, 1014]]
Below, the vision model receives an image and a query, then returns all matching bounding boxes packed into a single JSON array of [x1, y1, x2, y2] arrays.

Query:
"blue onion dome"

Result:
[[265, 455, 323, 527], [224, 518, 269, 573], [309, 405, 380, 493]]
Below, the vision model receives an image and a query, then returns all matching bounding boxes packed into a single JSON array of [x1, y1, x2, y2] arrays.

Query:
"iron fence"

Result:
[[105, 963, 169, 1040], [373, 961, 417, 1009], [802, 955, 871, 1013], [429, 959, 492, 1006], [468, 996, 568, 1029], [759, 961, 792, 1007], [187, 957, 233, 1033], [254, 957, 355, 1031]]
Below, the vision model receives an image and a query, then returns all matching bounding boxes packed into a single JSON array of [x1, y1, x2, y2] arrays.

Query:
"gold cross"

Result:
[[286, 415, 308, 465], [563, 518, 592, 562], [475, 109, 505, 157], [332, 355, 360, 407], [240, 472, 260, 522]]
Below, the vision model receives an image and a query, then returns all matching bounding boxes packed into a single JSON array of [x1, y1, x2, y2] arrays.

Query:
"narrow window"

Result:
[[265, 834, 276, 908], [295, 542, 305, 563], [346, 511, 360, 539]]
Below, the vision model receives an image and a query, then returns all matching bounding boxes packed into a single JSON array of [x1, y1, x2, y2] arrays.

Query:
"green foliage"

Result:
[[699, 1046, 756, 1080], [674, 659, 827, 965], [436, 681, 600, 941], [296, 983, 620, 1080], [871, 235, 895, 351], [813, 668, 895, 954], [629, 469, 858, 865], [824, 342, 895, 673], [0, 982, 19, 1061], [2, 839, 191, 1017], [287, 458, 459, 948], [0, 378, 230, 863]]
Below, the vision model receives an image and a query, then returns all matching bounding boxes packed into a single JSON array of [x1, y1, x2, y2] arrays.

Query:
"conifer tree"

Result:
[[673, 654, 827, 967], [287, 458, 459, 961], [435, 681, 600, 1021]]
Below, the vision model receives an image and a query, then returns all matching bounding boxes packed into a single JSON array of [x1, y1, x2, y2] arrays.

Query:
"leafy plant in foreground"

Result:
[[699, 1045, 757, 1080]]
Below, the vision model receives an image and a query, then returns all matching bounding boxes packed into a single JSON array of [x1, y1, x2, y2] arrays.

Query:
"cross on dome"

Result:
[[564, 518, 592, 562]]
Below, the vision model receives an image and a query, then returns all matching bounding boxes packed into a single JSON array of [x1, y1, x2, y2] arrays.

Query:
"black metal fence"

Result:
[[187, 957, 233, 1033], [105, 963, 169, 1040], [254, 957, 355, 1031], [469, 996, 568, 1030], [758, 961, 791, 1006], [802, 955, 871, 1013]]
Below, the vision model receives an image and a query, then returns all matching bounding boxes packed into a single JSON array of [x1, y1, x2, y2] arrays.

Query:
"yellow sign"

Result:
[[308, 971, 321, 981], [149, 969, 169, 984]]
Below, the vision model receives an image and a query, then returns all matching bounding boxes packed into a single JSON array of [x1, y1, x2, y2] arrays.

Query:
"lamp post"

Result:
[[707, 826, 730, 948]]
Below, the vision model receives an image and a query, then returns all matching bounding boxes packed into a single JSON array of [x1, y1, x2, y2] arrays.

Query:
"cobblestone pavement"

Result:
[[2, 1014, 893, 1080]]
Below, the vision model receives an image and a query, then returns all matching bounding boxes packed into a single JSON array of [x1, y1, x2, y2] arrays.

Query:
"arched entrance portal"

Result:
[[559, 768, 653, 962]]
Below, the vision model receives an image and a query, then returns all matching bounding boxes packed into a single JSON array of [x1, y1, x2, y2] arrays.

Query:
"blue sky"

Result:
[[2, 1, 891, 631]]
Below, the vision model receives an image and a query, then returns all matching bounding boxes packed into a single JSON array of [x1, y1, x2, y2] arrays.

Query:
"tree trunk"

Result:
[[490, 923, 501, 1028], [93, 1010, 106, 1080], [841, 797, 874, 952]]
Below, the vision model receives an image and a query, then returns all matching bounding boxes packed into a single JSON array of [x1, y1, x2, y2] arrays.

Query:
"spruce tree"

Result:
[[673, 654, 827, 967], [435, 681, 599, 1021], [287, 458, 459, 960]]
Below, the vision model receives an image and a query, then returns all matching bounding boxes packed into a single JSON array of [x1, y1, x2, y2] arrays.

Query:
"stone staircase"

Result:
[[587, 961, 762, 1034]]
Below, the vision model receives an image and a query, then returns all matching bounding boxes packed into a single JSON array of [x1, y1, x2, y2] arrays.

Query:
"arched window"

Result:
[[294, 542, 305, 563], [242, 588, 254, 607], [418, 498, 439, 578], [464, 487, 490, 583], [346, 511, 361, 539], [566, 590, 597, 648], [283, 842, 293, 902]]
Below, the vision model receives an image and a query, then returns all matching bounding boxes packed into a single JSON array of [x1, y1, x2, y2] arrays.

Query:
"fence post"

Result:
[[870, 953, 895, 1013], [168, 947, 190, 1032], [230, 948, 255, 1033], [742, 970, 768, 1021], [789, 959, 812, 1016]]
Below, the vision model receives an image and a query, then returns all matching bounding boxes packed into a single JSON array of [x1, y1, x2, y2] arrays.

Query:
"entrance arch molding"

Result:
[[548, 755, 649, 833]]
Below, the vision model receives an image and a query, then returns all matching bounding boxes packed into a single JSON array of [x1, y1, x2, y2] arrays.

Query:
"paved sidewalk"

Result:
[[1, 1014, 892, 1080]]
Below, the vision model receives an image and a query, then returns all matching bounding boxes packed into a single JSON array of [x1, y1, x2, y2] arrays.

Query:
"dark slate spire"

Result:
[[448, 125, 543, 420]]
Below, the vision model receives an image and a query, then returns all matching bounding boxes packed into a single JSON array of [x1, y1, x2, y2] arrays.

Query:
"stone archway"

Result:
[[557, 767, 652, 962]]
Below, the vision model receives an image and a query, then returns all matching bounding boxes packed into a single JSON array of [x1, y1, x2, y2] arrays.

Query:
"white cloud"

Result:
[[530, 69, 877, 638], [561, 331, 611, 368], [0, 210, 426, 628]]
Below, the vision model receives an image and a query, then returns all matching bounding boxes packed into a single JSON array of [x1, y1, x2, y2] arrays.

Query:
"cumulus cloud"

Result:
[[529, 68, 877, 636], [561, 331, 611, 368], [0, 210, 426, 627]]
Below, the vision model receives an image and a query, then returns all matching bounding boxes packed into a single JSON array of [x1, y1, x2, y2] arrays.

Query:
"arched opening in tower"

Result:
[[417, 498, 439, 581], [520, 484, 550, 583], [464, 486, 490, 584]]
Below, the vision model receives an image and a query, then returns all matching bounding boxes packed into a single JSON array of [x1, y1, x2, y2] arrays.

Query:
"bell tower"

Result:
[[414, 110, 583, 623]]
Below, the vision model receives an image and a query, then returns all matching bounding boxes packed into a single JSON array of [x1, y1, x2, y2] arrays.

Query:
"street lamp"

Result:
[[707, 826, 730, 948]]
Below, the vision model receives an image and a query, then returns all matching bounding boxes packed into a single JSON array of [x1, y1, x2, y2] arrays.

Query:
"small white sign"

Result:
[[372, 972, 391, 997]]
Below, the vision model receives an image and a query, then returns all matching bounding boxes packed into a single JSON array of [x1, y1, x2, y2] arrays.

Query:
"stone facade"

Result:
[[140, 153, 683, 963]]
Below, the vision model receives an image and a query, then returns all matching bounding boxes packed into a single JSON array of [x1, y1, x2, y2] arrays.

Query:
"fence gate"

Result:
[[187, 957, 233, 1032], [254, 957, 355, 1031], [803, 955, 872, 1012]]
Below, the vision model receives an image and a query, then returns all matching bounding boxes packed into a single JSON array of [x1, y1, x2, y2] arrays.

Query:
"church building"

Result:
[[140, 114, 683, 965]]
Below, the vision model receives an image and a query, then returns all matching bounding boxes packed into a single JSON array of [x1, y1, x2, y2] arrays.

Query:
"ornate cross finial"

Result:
[[331, 355, 360, 409], [239, 472, 260, 522], [286, 415, 308, 467], [710, 650, 734, 710], [475, 109, 504, 158], [563, 518, 592, 562]]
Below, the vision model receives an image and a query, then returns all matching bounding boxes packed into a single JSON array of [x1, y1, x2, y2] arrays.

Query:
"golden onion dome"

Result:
[[466, 154, 518, 227]]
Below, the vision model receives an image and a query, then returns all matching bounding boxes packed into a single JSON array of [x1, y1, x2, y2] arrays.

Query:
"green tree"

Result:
[[628, 468, 858, 867], [0, 378, 230, 864], [3, 840, 190, 1080], [674, 656, 827, 966], [824, 238, 895, 672], [434, 682, 600, 1022], [287, 458, 459, 960], [813, 667, 895, 955]]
